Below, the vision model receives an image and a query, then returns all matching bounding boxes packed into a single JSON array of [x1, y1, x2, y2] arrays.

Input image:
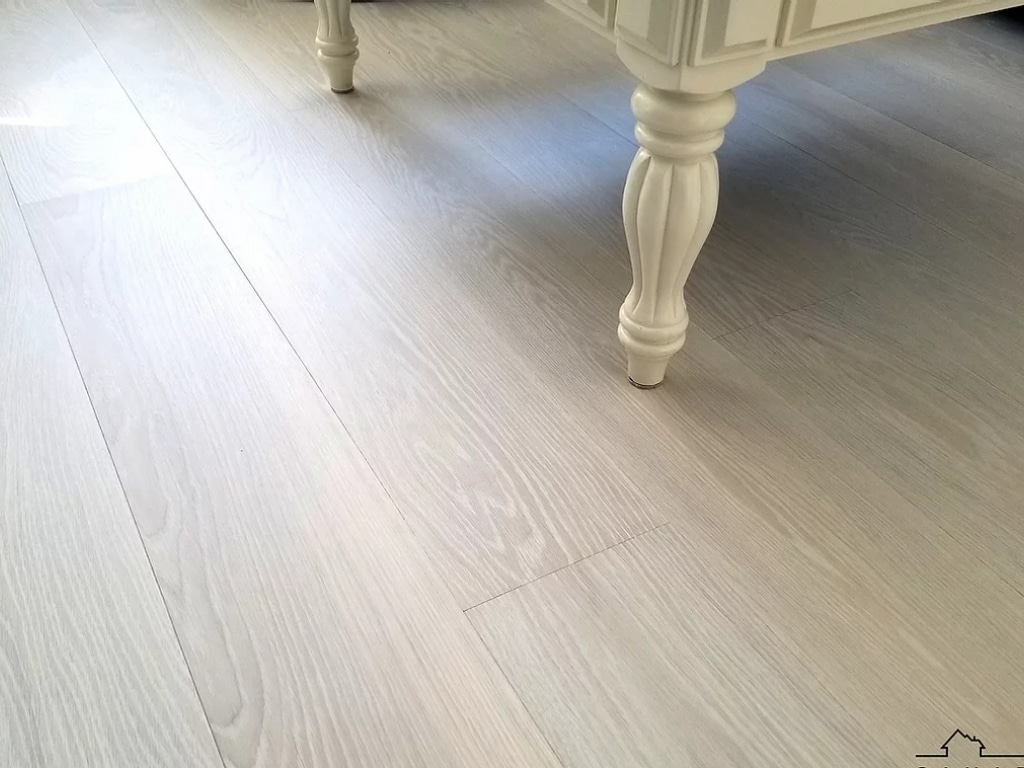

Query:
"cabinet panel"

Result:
[[811, 0, 939, 27], [692, 0, 783, 64], [781, 0, 974, 44], [614, 0, 687, 65]]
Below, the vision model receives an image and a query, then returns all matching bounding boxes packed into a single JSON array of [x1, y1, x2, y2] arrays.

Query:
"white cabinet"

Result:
[[538, 0, 1024, 387], [797, 0, 942, 29], [551, 0, 617, 34], [690, 0, 783, 64], [614, 0, 687, 64], [600, 0, 1023, 72]]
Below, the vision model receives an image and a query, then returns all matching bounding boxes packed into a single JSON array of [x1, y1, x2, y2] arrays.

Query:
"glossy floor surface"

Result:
[[3, 1, 1024, 766]]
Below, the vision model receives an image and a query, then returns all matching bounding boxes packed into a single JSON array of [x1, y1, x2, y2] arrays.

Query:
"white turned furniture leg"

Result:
[[618, 84, 736, 388], [314, 0, 359, 93]]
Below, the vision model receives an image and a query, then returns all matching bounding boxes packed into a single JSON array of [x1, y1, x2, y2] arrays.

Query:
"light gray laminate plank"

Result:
[[718, 286, 1024, 591], [0, 159, 222, 768], [273, 95, 1024, 754], [573, 321, 1024, 727], [161, 0, 860, 343], [471, 525, 880, 768], [172, 0, 1024, 342], [630, 108, 1016, 339], [0, 0, 171, 203], [436, 4, 1024, 326], [853, 254, 1024, 408], [691, 107, 1024, 339], [67, 0, 1024, 616], [299, 75, 1024, 741], [321, 0, 847, 338], [952, 5, 1024, 55], [180, 0, 637, 285], [139, 0, 927, 574], [22, 175, 562, 768], [785, 14, 1024, 182], [63, 0, 670, 607], [471, 520, 1024, 768], [739, 63, 1024, 271], [346, 0, 632, 251], [281, 0, 1022, 341], [289, 71, 1003, 542]]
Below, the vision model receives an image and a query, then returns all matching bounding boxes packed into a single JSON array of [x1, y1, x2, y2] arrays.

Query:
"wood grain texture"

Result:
[[0, 159, 222, 768], [181, 0, 638, 286], [785, 12, 1024, 181], [62, 0, 1024, 609], [160, 0, 863, 339], [685, 105, 1024, 339], [22, 174, 561, 768], [306, 0, 1016, 340], [738, 62, 1024, 271], [471, 525, 881, 768], [0, 0, 171, 204], [719, 286, 1024, 592], [471, 517, 1024, 768], [323, 20, 1024, 764], [287, 67, 1024, 711], [63, 0, 668, 608], [8, 0, 1024, 765]]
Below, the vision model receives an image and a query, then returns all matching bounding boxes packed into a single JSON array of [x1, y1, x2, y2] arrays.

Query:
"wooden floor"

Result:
[[3, 0, 1024, 765]]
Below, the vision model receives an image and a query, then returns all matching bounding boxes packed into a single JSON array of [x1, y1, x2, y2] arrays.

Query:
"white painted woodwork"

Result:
[[613, 0, 687, 65], [618, 85, 735, 387], [691, 0, 783, 64], [804, 0, 941, 29], [314, 0, 357, 92], [603, 0, 1022, 383], [777, 0, 1020, 47]]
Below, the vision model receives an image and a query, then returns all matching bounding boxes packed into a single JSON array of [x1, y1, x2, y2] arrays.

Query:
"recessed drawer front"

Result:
[[614, 0, 686, 65], [691, 0, 783, 64], [780, 0, 973, 45]]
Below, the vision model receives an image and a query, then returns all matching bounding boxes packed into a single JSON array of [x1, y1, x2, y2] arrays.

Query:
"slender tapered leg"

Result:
[[314, 0, 359, 93], [618, 84, 736, 388]]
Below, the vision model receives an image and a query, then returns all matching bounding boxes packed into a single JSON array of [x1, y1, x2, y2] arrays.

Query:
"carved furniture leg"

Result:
[[314, 0, 359, 93], [618, 84, 736, 388]]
